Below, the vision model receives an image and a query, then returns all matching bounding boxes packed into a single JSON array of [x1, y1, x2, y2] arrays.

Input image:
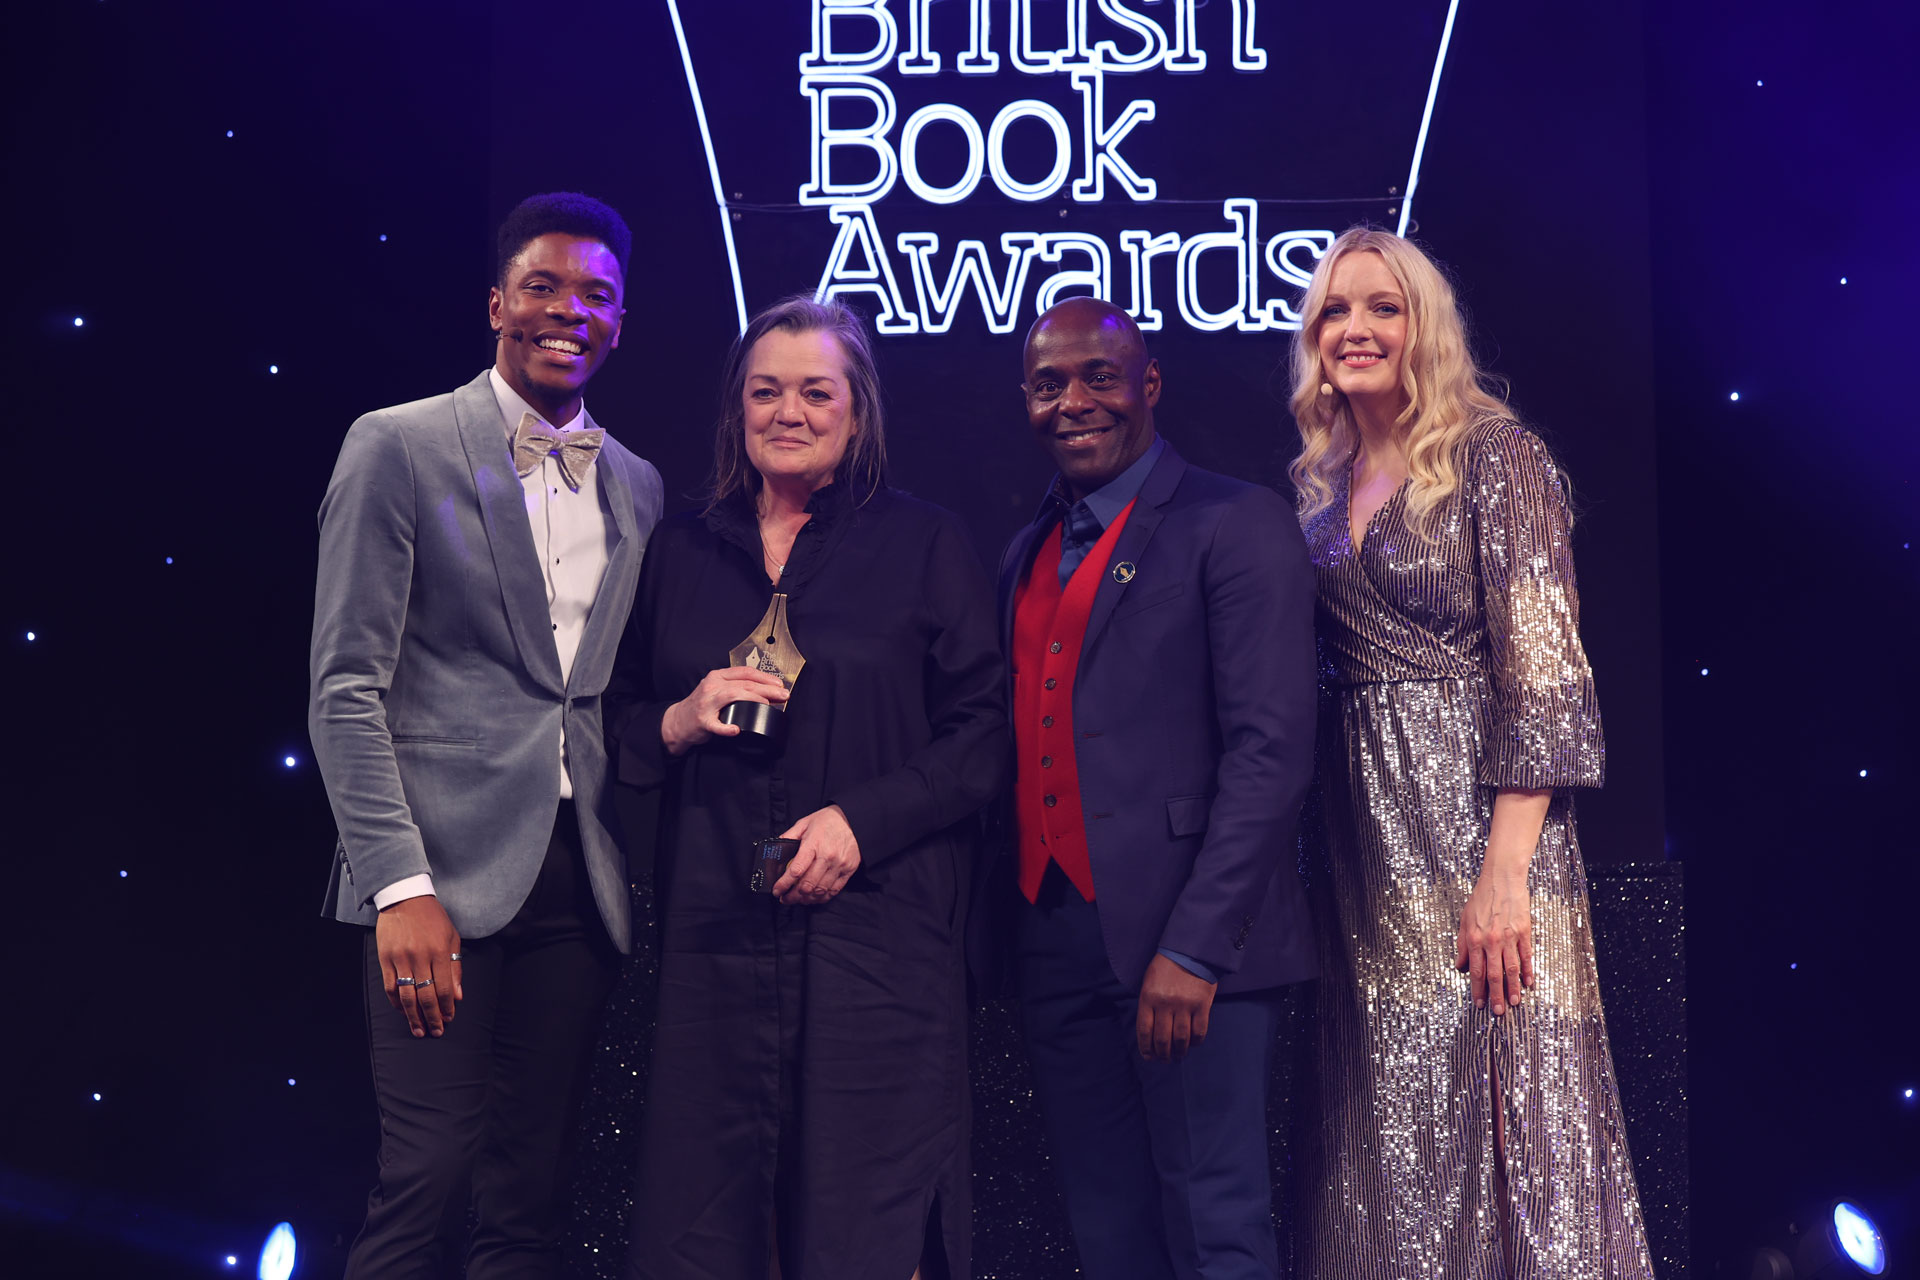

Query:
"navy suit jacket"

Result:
[[992, 442, 1317, 995]]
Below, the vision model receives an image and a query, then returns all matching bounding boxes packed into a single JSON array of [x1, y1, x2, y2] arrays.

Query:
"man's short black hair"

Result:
[[494, 192, 632, 287]]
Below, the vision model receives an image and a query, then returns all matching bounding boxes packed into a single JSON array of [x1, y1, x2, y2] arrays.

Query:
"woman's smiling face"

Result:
[[1317, 250, 1410, 407], [742, 328, 856, 493]]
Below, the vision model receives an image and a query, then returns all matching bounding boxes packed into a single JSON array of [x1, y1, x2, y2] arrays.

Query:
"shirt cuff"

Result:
[[1157, 947, 1217, 984], [373, 874, 436, 911]]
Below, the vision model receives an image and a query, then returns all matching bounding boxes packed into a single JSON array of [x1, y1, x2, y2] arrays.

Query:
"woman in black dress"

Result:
[[610, 297, 1007, 1279]]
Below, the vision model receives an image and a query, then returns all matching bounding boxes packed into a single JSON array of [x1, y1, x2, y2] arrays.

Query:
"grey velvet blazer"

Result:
[[309, 370, 664, 952]]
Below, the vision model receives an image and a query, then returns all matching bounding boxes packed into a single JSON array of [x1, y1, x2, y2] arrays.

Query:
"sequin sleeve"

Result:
[[1470, 422, 1605, 789]]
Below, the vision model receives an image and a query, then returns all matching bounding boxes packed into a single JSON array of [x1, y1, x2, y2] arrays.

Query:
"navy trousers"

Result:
[[1016, 866, 1284, 1280]]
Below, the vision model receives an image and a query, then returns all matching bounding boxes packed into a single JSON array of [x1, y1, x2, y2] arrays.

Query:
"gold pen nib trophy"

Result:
[[723, 594, 807, 893], [721, 593, 805, 755]]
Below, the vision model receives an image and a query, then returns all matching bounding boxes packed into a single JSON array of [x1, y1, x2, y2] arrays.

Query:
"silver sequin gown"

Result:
[[1297, 422, 1656, 1280]]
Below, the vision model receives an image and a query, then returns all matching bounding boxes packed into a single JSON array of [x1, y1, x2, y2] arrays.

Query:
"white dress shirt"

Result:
[[372, 369, 615, 910]]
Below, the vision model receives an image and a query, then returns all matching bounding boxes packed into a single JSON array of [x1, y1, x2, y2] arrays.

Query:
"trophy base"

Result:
[[720, 700, 787, 753]]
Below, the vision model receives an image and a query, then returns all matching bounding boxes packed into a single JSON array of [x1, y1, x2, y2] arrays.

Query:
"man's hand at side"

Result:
[[1136, 953, 1217, 1062], [376, 896, 464, 1038]]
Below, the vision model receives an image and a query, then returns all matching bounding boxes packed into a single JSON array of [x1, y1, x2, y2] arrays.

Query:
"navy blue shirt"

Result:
[[1052, 435, 1166, 588]]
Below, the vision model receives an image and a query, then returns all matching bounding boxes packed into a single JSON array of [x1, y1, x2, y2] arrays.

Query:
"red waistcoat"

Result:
[[1010, 500, 1137, 904]]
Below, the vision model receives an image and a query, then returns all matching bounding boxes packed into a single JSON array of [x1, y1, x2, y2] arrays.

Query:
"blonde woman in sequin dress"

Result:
[[1288, 228, 1656, 1280]]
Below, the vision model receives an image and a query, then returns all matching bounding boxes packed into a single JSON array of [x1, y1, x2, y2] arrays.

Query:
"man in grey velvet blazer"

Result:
[[309, 193, 663, 1278]]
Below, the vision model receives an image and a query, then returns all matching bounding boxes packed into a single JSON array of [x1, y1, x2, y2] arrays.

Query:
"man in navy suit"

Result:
[[997, 297, 1316, 1279]]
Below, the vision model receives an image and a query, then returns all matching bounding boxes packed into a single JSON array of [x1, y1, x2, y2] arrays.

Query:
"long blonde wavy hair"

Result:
[[1288, 228, 1514, 539]]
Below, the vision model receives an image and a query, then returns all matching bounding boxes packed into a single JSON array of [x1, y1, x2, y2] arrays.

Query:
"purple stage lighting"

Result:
[[1832, 1202, 1886, 1274], [258, 1222, 296, 1280]]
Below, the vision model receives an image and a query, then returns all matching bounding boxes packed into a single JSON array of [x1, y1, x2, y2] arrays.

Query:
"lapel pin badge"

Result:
[[1112, 562, 1137, 584]]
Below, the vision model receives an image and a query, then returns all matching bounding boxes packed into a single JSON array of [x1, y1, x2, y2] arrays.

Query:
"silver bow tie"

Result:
[[511, 411, 604, 491]]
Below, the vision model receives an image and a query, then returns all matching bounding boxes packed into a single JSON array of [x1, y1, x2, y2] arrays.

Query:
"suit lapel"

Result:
[[1080, 444, 1186, 655], [453, 372, 565, 697], [569, 409, 634, 693]]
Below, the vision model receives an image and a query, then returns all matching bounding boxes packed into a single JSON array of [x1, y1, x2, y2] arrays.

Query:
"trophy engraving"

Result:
[[721, 593, 805, 754]]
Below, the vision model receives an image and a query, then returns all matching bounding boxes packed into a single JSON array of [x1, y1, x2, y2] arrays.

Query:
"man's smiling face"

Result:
[[1021, 298, 1161, 501], [489, 232, 625, 423]]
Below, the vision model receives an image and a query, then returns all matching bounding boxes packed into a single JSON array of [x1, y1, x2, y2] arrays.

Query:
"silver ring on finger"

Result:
[[396, 976, 417, 986], [414, 978, 435, 990], [448, 952, 463, 962]]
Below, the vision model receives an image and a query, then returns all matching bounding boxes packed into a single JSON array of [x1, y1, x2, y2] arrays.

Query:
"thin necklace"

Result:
[[761, 527, 789, 578], [759, 493, 810, 579]]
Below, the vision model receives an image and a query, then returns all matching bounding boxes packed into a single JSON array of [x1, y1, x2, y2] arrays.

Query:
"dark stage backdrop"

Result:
[[6, 1, 1905, 1278], [1645, 1, 1920, 1270], [487, 0, 1667, 867]]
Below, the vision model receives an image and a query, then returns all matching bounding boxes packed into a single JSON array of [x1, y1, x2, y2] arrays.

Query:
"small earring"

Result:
[[492, 328, 503, 341], [1319, 381, 1333, 397]]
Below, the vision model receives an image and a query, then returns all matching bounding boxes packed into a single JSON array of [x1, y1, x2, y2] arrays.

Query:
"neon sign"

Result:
[[669, 0, 1460, 336]]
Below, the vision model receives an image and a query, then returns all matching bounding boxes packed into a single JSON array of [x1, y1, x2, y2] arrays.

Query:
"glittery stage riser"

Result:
[[564, 862, 1684, 1278], [1586, 861, 1689, 1280]]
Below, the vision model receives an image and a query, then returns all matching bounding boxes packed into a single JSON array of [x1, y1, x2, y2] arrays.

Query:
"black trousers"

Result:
[[345, 803, 621, 1280]]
